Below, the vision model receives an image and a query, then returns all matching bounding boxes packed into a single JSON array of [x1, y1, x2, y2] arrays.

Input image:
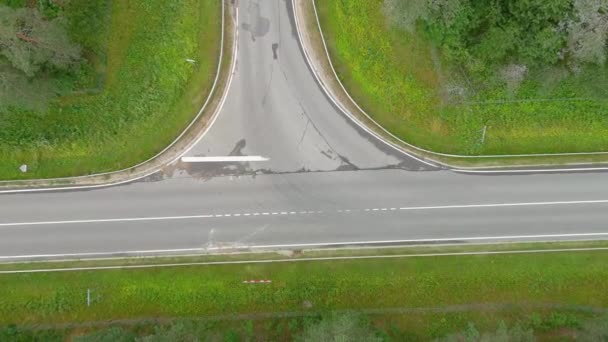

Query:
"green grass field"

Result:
[[0, 0, 221, 180], [1, 247, 608, 339], [315, 0, 608, 156]]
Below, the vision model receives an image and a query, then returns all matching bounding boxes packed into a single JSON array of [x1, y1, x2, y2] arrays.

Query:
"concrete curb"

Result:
[[292, 0, 440, 168], [300, 0, 608, 163], [0, 0, 237, 191]]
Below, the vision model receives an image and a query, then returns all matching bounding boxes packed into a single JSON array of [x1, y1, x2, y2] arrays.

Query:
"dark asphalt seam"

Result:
[[279, 67, 359, 170]]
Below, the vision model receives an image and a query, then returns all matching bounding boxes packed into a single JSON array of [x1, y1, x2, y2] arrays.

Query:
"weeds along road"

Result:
[[1, 0, 608, 261]]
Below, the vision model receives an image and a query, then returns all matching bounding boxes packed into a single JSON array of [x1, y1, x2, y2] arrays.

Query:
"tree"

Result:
[[566, 0, 608, 66], [0, 57, 57, 111], [0, 5, 81, 111], [0, 5, 81, 78], [383, 0, 576, 68], [384, 0, 430, 33]]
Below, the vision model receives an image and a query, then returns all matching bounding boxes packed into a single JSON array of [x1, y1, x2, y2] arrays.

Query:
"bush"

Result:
[[74, 327, 136, 342], [0, 324, 63, 342], [436, 321, 535, 342], [576, 314, 608, 341], [296, 312, 382, 342]]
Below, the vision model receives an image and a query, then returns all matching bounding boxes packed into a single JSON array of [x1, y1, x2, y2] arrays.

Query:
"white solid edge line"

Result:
[[0, 6, 240, 195], [305, 0, 608, 160], [453, 166, 608, 173], [177, 7, 239, 159], [2, 235, 608, 261], [292, 0, 439, 168], [3, 247, 608, 274], [2, 198, 608, 227], [181, 156, 269, 162]]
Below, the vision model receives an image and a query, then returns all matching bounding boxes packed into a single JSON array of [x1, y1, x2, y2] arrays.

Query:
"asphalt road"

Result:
[[1, 0, 607, 261]]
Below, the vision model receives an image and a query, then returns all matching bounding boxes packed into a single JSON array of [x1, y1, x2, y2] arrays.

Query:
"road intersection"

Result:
[[1, 0, 607, 261]]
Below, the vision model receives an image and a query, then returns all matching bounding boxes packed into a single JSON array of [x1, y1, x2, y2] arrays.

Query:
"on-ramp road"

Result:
[[1, 0, 608, 261]]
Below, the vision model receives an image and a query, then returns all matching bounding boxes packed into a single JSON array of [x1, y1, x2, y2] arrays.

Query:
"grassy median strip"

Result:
[[315, 1, 608, 156], [1, 242, 608, 339], [0, 0, 221, 180]]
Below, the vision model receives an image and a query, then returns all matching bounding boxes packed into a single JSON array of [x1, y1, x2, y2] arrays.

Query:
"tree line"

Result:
[[385, 0, 608, 91]]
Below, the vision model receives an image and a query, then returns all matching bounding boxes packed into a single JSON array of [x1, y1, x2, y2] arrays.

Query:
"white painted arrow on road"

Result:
[[181, 156, 269, 163]]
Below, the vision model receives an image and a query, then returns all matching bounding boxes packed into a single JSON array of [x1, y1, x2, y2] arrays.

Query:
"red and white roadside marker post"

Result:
[[242, 279, 272, 284]]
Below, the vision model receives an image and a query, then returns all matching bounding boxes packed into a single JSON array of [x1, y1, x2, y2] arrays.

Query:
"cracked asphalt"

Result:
[[1, 0, 608, 260], [180, 0, 431, 177]]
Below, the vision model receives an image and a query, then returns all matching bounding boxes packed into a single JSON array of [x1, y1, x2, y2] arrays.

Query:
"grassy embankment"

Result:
[[0, 0, 221, 180], [1, 243, 608, 339], [315, 0, 608, 156]]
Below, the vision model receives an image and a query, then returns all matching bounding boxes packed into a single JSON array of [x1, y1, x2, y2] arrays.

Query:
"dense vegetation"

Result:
[[0, 0, 109, 110], [386, 0, 608, 72], [0, 3, 82, 110], [1, 249, 608, 339], [317, 0, 608, 155], [5, 313, 608, 341], [0, 0, 221, 179]]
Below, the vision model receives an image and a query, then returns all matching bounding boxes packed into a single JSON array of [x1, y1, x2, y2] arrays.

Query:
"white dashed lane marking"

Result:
[[1, 199, 608, 227]]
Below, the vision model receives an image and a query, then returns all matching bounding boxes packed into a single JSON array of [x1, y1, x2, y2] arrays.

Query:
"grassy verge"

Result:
[[2, 240, 608, 271], [1, 242, 608, 339], [434, 153, 608, 169], [0, 0, 221, 180], [315, 0, 608, 156]]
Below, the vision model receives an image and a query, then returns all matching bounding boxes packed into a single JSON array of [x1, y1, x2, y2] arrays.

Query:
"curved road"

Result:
[[1, 0, 608, 261]]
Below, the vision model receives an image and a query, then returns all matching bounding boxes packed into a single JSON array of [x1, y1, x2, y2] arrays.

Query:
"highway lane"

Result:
[[2, 169, 608, 259], [1, 0, 608, 260]]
